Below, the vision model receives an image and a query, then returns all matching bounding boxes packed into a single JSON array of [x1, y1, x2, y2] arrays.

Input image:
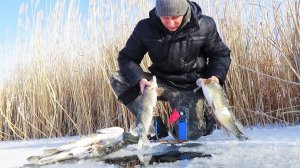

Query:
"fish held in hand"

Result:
[[136, 76, 163, 148], [196, 78, 248, 140]]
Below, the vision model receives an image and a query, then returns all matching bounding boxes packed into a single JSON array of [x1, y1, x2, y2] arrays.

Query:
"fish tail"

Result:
[[234, 119, 244, 133], [237, 134, 249, 141], [233, 119, 248, 140], [152, 75, 157, 82]]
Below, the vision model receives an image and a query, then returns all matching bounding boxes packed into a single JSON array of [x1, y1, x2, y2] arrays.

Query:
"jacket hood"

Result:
[[189, 1, 202, 21]]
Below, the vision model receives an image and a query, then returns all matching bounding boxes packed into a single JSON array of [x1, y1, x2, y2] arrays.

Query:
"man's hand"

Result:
[[209, 76, 219, 84], [195, 76, 220, 89], [139, 78, 151, 94]]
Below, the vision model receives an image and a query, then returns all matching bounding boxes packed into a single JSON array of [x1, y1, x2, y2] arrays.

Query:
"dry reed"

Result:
[[0, 0, 299, 140]]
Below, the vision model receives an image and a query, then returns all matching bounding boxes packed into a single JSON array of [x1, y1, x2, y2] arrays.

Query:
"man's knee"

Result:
[[188, 111, 216, 139], [188, 121, 206, 140], [188, 122, 215, 140], [109, 71, 140, 114], [182, 99, 215, 140], [109, 71, 131, 96]]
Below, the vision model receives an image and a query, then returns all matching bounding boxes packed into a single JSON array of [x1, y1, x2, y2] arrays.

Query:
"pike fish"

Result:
[[135, 76, 163, 149], [25, 127, 125, 166], [196, 78, 248, 140], [41, 127, 124, 156]]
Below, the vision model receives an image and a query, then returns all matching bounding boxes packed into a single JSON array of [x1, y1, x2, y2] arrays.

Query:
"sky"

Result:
[[0, 0, 90, 86], [0, 1, 23, 86], [0, 0, 90, 45], [0, 1, 22, 45], [1, 126, 300, 168]]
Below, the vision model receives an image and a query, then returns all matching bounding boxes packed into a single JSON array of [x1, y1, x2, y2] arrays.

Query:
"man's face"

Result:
[[159, 16, 184, 32]]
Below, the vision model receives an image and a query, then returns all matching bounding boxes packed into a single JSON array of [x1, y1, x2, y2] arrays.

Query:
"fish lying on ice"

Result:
[[25, 127, 125, 166]]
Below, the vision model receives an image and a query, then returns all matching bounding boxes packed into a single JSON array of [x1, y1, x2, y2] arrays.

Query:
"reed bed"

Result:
[[0, 0, 299, 140]]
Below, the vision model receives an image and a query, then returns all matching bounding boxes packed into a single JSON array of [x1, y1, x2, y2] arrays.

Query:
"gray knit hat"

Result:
[[156, 0, 189, 16]]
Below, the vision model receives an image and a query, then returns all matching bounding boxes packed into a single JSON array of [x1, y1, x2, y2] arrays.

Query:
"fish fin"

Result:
[[206, 105, 213, 115], [148, 123, 155, 134], [143, 136, 151, 145], [67, 152, 74, 157], [137, 138, 143, 149], [153, 106, 158, 113], [208, 107, 221, 128], [156, 87, 164, 96], [137, 135, 151, 149], [235, 120, 244, 133], [43, 148, 60, 156], [137, 154, 152, 166], [55, 153, 74, 163], [136, 123, 144, 134], [221, 127, 231, 136], [129, 121, 137, 134], [211, 102, 216, 111], [27, 155, 41, 162], [193, 87, 201, 93]]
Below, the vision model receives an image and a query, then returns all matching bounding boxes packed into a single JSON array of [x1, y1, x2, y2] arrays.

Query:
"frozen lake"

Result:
[[1, 125, 300, 168]]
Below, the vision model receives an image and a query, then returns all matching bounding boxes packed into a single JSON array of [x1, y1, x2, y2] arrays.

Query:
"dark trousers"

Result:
[[109, 71, 215, 140]]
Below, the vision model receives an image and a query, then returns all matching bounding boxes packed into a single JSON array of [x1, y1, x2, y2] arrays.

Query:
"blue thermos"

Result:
[[178, 107, 188, 140]]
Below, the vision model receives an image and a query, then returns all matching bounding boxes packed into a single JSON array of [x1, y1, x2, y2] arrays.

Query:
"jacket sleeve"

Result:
[[203, 17, 231, 84], [118, 21, 148, 85]]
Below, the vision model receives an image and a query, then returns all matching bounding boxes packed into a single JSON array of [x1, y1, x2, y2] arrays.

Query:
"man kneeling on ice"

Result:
[[110, 0, 231, 141]]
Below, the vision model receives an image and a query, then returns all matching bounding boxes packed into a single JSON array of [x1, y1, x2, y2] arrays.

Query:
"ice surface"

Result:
[[1, 126, 300, 168]]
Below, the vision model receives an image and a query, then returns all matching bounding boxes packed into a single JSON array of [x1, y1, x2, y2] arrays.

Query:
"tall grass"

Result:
[[0, 0, 299, 140], [214, 0, 300, 126]]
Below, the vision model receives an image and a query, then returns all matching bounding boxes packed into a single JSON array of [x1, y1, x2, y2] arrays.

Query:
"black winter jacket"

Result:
[[118, 1, 231, 90]]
